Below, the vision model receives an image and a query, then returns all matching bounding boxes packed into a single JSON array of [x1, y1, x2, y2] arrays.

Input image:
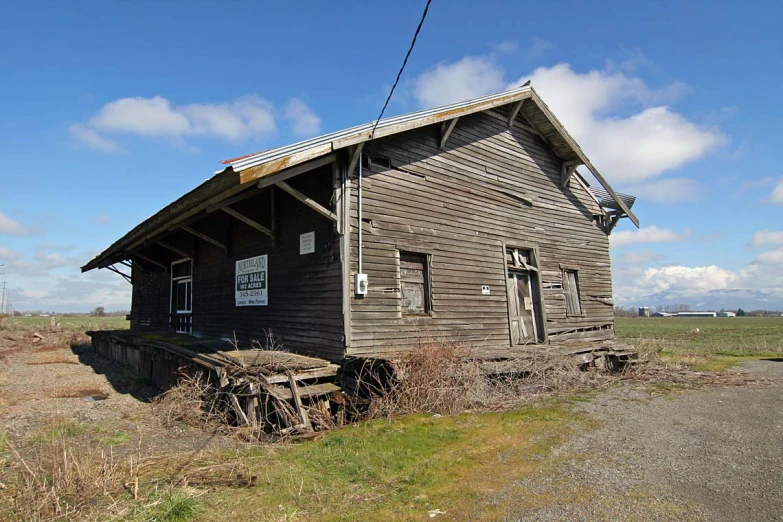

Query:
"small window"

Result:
[[563, 269, 582, 316], [400, 251, 431, 316]]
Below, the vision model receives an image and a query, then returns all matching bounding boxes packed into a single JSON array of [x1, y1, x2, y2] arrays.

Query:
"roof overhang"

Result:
[[82, 84, 638, 273]]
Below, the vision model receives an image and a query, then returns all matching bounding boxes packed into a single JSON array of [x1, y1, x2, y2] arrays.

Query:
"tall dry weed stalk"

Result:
[[364, 337, 613, 417], [2, 433, 136, 521]]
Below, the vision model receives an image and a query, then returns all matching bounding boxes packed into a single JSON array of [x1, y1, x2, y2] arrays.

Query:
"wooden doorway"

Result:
[[505, 246, 544, 345]]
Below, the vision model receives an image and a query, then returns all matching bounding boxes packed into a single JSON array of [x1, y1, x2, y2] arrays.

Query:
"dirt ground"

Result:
[[0, 328, 239, 456], [491, 359, 783, 521], [1, 328, 781, 521]]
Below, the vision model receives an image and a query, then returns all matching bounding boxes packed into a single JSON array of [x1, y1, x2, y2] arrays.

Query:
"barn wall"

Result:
[[130, 165, 345, 361], [130, 268, 169, 330], [347, 109, 614, 356]]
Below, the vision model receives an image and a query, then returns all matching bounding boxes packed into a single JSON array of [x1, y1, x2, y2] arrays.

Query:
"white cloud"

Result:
[[90, 96, 191, 136], [750, 230, 783, 248], [90, 95, 276, 141], [0, 213, 42, 236], [526, 37, 553, 57], [284, 98, 322, 137], [68, 124, 124, 153], [513, 64, 724, 183], [755, 247, 783, 264], [410, 58, 725, 185], [0, 244, 132, 312], [492, 40, 518, 55], [69, 94, 293, 151], [92, 213, 111, 225], [614, 249, 666, 265], [611, 225, 690, 248], [621, 178, 699, 204], [641, 265, 738, 295], [768, 178, 783, 204], [413, 56, 506, 108]]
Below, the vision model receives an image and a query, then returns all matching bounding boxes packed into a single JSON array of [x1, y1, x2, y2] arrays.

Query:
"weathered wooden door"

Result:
[[507, 271, 538, 344]]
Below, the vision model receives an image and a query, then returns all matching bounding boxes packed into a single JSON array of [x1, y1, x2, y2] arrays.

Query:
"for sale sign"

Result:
[[235, 255, 267, 306]]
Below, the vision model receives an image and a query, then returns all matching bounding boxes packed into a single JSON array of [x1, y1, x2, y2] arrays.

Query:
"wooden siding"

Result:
[[130, 165, 345, 361], [347, 109, 614, 356]]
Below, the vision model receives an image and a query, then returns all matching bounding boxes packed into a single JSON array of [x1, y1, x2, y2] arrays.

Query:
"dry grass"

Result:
[[0, 419, 210, 521], [363, 337, 613, 418], [154, 371, 338, 440]]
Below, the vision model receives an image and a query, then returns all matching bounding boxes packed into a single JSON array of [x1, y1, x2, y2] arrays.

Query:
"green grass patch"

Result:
[[130, 489, 200, 522], [101, 430, 131, 447], [615, 316, 783, 371], [197, 401, 588, 521], [32, 418, 86, 444], [3, 315, 129, 331]]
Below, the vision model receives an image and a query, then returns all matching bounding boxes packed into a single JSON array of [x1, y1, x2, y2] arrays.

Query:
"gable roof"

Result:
[[82, 84, 638, 272]]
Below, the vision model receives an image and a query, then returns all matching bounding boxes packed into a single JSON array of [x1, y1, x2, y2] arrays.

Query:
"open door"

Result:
[[505, 247, 544, 345]]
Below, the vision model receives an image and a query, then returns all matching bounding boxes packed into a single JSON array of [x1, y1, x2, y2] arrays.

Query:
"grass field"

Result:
[[0, 315, 129, 331], [615, 316, 783, 371]]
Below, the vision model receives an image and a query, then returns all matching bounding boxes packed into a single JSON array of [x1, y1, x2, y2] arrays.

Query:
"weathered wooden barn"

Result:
[[83, 84, 638, 365]]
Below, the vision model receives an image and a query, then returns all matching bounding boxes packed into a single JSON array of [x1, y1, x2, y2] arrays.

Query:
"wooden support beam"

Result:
[[347, 143, 364, 178], [275, 181, 338, 222], [560, 163, 580, 188], [439, 117, 459, 149], [106, 264, 131, 283], [155, 241, 191, 260], [220, 207, 274, 238], [181, 226, 226, 251], [205, 187, 262, 213], [119, 260, 132, 269], [270, 186, 276, 243], [132, 252, 167, 270], [507, 99, 525, 127], [256, 153, 337, 190], [606, 213, 623, 234]]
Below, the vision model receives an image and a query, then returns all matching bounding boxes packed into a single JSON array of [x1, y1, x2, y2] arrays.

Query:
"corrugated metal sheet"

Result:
[[220, 84, 537, 174]]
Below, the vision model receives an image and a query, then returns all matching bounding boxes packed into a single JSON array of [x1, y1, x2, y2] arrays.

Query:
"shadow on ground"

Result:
[[70, 341, 160, 402]]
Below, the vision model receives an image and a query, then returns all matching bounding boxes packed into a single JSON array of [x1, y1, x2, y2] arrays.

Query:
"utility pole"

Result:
[[0, 263, 5, 315]]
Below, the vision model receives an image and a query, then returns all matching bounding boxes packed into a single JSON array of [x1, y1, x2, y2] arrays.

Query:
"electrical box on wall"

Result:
[[355, 273, 368, 295]]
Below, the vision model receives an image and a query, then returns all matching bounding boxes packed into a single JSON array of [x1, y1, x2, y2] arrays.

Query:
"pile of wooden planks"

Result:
[[88, 331, 343, 435], [216, 349, 342, 434]]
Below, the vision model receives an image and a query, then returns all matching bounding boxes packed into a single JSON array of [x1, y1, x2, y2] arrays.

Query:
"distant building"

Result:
[[638, 306, 651, 317], [718, 311, 736, 317], [675, 311, 717, 318], [653, 312, 675, 317]]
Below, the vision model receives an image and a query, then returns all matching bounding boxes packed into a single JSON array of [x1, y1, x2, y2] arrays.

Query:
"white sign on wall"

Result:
[[235, 255, 268, 306], [299, 231, 315, 255]]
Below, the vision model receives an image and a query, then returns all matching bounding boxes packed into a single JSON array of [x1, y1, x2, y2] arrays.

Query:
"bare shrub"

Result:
[[154, 372, 229, 431], [363, 337, 614, 418]]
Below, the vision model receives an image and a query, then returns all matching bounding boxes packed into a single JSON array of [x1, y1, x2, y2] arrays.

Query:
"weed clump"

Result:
[[362, 337, 610, 418]]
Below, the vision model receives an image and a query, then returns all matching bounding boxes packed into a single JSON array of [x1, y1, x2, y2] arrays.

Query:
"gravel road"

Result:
[[498, 359, 783, 521]]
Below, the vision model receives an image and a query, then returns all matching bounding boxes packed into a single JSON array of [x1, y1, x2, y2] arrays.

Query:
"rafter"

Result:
[[439, 117, 459, 149], [155, 241, 192, 260], [275, 181, 338, 222], [256, 153, 337, 189], [181, 226, 226, 251], [132, 252, 167, 270], [220, 207, 274, 238]]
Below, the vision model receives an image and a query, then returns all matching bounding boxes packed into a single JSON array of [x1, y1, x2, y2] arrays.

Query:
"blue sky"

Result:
[[1, 0, 781, 312]]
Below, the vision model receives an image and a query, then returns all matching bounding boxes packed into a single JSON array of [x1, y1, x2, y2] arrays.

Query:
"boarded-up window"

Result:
[[563, 270, 582, 316], [400, 251, 430, 315]]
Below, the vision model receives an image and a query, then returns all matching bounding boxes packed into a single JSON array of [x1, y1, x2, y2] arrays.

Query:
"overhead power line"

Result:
[[369, 0, 433, 143]]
